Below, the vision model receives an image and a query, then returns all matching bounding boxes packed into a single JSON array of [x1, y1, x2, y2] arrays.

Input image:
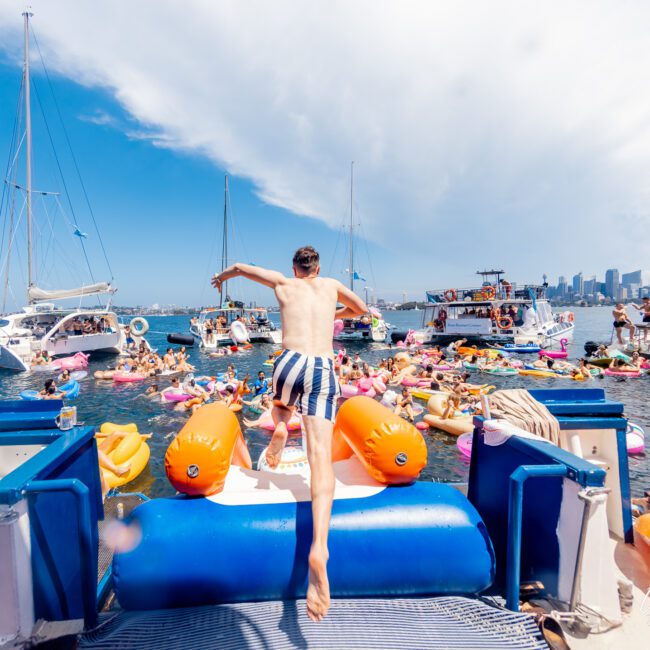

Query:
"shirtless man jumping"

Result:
[[211, 246, 367, 622]]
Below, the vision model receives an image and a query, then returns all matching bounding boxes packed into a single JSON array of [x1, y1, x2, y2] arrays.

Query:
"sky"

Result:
[[0, 0, 649, 309]]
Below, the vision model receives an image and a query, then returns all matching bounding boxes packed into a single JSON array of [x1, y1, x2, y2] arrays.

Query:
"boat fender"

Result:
[[165, 403, 252, 496], [332, 396, 427, 485], [167, 332, 195, 346], [129, 317, 149, 337]]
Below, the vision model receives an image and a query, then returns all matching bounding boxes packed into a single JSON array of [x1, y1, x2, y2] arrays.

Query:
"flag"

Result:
[[352, 271, 366, 282], [74, 228, 88, 239]]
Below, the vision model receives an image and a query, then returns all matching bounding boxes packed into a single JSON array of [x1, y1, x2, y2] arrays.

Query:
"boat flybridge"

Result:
[[191, 304, 282, 348], [0, 12, 146, 372], [395, 269, 574, 348]]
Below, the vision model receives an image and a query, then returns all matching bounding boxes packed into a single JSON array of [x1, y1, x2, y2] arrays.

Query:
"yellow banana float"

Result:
[[97, 424, 151, 489]]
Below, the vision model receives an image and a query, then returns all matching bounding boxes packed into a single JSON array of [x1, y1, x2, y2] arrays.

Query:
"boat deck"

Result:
[[79, 596, 547, 650]]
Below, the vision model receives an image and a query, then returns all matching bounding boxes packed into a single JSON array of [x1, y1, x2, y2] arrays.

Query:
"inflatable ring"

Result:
[[497, 316, 513, 330], [130, 317, 149, 337], [230, 319, 249, 344], [481, 285, 496, 300], [443, 288, 457, 302]]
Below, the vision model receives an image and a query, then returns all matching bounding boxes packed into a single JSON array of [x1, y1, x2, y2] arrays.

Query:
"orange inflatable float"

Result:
[[165, 403, 252, 496], [332, 396, 427, 485]]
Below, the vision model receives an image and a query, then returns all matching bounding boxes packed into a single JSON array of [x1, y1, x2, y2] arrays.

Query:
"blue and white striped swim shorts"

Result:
[[272, 349, 341, 422]]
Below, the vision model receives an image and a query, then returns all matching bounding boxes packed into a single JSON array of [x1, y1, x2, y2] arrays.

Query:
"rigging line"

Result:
[[0, 79, 25, 270], [357, 212, 378, 291], [30, 78, 96, 284], [38, 193, 58, 275], [0, 198, 27, 280], [31, 27, 114, 282]]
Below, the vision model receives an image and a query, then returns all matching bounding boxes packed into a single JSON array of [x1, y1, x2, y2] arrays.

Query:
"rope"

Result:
[[31, 26, 114, 282], [30, 78, 96, 284]]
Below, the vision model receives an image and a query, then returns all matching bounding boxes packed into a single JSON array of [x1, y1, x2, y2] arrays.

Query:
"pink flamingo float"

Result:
[[538, 338, 568, 360]]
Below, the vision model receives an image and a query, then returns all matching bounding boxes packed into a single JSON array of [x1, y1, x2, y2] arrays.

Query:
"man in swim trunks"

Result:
[[211, 245, 367, 622], [612, 303, 635, 344]]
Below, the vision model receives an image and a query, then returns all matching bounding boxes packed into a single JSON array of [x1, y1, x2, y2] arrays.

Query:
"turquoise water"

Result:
[[0, 306, 647, 497]]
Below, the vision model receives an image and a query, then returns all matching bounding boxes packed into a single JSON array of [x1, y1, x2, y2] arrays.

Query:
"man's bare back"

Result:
[[275, 277, 343, 357]]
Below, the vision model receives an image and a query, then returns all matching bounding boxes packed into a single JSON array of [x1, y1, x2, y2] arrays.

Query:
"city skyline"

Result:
[[549, 268, 647, 302]]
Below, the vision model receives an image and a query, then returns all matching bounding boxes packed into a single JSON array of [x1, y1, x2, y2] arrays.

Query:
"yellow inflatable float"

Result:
[[97, 423, 151, 489], [423, 393, 474, 437]]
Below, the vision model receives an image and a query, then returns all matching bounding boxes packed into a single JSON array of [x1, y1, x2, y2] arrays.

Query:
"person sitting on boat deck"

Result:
[[393, 387, 415, 422], [211, 245, 367, 622], [612, 303, 635, 344], [217, 315, 228, 331], [254, 371, 269, 395], [500, 278, 512, 299], [71, 317, 83, 336], [630, 296, 650, 341]]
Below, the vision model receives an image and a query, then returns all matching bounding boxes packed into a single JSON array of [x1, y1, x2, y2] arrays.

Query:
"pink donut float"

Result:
[[604, 369, 641, 378], [163, 392, 192, 402]]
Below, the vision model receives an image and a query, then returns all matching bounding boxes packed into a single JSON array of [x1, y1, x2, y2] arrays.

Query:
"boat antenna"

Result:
[[220, 174, 228, 307], [349, 161, 354, 291], [23, 9, 34, 303]]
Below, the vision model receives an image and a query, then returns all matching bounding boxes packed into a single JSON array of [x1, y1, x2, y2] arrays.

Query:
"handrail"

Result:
[[23, 478, 97, 628], [506, 464, 568, 611]]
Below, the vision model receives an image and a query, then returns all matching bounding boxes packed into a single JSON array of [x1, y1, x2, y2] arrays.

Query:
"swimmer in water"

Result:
[[212, 245, 367, 622]]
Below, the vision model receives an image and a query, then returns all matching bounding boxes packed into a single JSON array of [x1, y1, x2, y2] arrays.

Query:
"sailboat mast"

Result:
[[220, 175, 228, 307], [349, 161, 354, 291], [23, 10, 34, 301]]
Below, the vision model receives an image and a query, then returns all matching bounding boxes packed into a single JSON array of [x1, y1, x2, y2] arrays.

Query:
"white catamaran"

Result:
[[334, 162, 388, 343], [394, 269, 574, 348], [190, 175, 282, 348], [0, 12, 145, 371]]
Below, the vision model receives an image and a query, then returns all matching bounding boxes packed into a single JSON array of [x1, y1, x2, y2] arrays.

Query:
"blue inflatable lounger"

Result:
[[113, 399, 495, 610]]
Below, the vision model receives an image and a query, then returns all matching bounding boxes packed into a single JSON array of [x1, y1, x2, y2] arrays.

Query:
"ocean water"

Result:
[[1, 306, 647, 498]]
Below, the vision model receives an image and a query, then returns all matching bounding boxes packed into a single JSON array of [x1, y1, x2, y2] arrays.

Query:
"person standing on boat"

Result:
[[612, 303, 635, 344], [630, 296, 650, 341], [499, 278, 512, 299], [211, 246, 367, 622]]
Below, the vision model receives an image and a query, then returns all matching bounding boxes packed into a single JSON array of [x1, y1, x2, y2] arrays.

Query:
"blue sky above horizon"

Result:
[[0, 1, 649, 310]]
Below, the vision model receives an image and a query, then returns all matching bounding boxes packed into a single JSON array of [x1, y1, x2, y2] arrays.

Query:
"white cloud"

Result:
[[1, 0, 649, 289]]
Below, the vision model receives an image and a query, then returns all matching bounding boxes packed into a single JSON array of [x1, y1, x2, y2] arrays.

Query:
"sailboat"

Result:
[[0, 12, 146, 372], [334, 162, 388, 342], [190, 175, 281, 348]]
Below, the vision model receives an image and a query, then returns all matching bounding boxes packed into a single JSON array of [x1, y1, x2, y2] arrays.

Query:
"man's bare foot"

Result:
[[307, 546, 330, 622], [265, 422, 289, 469]]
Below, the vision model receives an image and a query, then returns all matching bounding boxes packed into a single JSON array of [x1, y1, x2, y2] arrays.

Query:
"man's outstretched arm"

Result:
[[335, 283, 368, 319], [211, 263, 286, 290]]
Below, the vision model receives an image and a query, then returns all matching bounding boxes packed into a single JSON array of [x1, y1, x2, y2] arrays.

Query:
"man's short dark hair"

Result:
[[293, 246, 320, 273]]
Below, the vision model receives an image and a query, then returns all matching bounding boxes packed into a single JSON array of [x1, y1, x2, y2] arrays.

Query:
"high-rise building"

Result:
[[583, 276, 596, 295], [605, 269, 619, 298], [557, 276, 568, 297], [622, 270, 642, 286], [572, 272, 583, 295]]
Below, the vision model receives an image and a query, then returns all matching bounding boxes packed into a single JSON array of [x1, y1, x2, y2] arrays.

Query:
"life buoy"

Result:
[[497, 316, 513, 330], [568, 312, 574, 323], [130, 317, 149, 337], [443, 289, 457, 302], [229, 320, 249, 344], [481, 286, 496, 300]]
